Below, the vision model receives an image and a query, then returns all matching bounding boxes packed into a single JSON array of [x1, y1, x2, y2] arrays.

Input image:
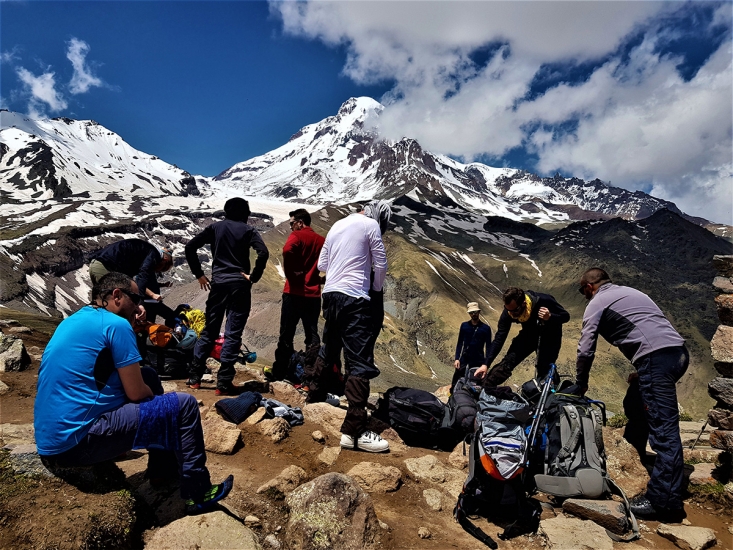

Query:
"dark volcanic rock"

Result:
[[708, 377, 733, 407]]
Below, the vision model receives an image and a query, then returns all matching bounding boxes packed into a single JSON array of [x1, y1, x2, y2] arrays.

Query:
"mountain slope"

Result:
[[0, 110, 203, 203]]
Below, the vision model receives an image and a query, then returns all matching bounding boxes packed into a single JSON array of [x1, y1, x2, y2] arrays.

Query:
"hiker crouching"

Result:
[[33, 272, 233, 515], [575, 267, 688, 522], [476, 287, 569, 387], [303, 201, 392, 453], [185, 197, 269, 396]]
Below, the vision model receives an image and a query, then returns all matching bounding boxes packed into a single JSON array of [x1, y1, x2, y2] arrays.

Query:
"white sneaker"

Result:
[[340, 431, 390, 453]]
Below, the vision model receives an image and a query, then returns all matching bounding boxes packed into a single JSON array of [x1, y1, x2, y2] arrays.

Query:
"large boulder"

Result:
[[708, 377, 733, 408], [715, 294, 733, 325], [711, 325, 733, 363], [285, 472, 381, 550], [346, 462, 402, 493], [0, 423, 35, 446], [656, 524, 716, 550], [540, 516, 613, 550], [562, 499, 628, 535], [710, 430, 733, 452], [145, 511, 262, 550], [270, 381, 307, 407], [602, 427, 650, 498], [708, 407, 733, 430], [0, 334, 31, 372]]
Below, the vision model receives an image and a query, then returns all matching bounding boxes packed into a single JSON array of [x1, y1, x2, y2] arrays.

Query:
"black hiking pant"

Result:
[[630, 345, 689, 511], [303, 292, 379, 437], [191, 281, 251, 389], [484, 324, 562, 387], [270, 293, 321, 380]]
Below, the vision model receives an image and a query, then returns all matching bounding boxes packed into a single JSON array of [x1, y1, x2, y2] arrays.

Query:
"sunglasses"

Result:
[[289, 220, 300, 227], [578, 283, 591, 295], [118, 288, 144, 305], [505, 302, 524, 314]]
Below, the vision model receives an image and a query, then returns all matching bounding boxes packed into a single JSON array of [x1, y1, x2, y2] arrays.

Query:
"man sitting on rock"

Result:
[[34, 272, 233, 515]]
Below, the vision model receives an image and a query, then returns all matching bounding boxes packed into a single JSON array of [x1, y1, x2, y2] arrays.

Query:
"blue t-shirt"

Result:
[[34, 306, 142, 455]]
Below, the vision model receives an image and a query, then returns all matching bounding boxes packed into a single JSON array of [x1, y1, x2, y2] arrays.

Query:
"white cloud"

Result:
[[67, 37, 103, 94], [272, 1, 732, 224], [16, 67, 68, 116]]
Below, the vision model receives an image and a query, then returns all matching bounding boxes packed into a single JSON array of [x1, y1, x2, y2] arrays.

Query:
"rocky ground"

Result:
[[1, 317, 732, 550]]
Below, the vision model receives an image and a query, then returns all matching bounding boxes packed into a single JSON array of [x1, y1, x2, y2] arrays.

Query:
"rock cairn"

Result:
[[708, 255, 733, 452]]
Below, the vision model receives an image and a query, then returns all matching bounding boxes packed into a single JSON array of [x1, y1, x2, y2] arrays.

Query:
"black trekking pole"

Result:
[[521, 363, 556, 469]]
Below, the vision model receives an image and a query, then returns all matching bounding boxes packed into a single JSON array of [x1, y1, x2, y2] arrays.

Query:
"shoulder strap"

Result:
[[556, 405, 582, 465], [604, 478, 641, 542]]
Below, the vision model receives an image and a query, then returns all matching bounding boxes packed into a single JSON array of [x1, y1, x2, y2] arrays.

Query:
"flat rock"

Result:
[[708, 378, 733, 408], [346, 462, 401, 493], [318, 446, 341, 466], [259, 417, 290, 443], [688, 463, 721, 486], [448, 440, 469, 470], [270, 381, 306, 407], [0, 334, 31, 372], [602, 427, 650, 498], [562, 499, 628, 535], [257, 465, 308, 497], [657, 523, 716, 550], [202, 412, 241, 454], [711, 325, 733, 363], [540, 516, 613, 550], [285, 472, 381, 550], [713, 276, 733, 294], [423, 488, 443, 511], [303, 402, 346, 436], [0, 423, 35, 446], [7, 326, 31, 334], [684, 448, 724, 464], [713, 255, 733, 276], [0, 320, 19, 327], [403, 454, 464, 498], [144, 510, 262, 550], [244, 407, 267, 425], [160, 381, 178, 393], [708, 407, 733, 430], [0, 380, 9, 396], [715, 294, 733, 325]]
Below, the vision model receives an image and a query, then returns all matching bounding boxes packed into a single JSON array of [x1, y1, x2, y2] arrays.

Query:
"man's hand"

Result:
[[198, 275, 211, 291], [150, 293, 162, 302], [241, 272, 251, 282], [134, 305, 147, 325], [118, 363, 154, 402], [475, 365, 488, 379], [454, 359, 461, 370], [538, 307, 551, 321]]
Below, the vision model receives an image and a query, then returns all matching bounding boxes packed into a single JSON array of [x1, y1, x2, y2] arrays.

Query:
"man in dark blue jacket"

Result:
[[476, 287, 569, 387], [185, 198, 269, 395], [452, 301, 492, 391]]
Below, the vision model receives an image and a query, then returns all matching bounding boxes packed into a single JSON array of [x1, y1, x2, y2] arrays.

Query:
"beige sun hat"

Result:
[[466, 302, 481, 313]]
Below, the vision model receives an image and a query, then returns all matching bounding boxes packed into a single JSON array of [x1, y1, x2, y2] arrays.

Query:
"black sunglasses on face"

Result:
[[118, 288, 144, 305], [579, 283, 590, 295], [505, 302, 523, 314]]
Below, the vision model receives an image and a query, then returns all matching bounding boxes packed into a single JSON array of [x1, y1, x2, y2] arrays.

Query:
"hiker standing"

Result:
[[304, 201, 391, 453], [476, 287, 569, 387], [452, 301, 492, 392], [34, 272, 233, 514], [185, 198, 269, 395], [267, 208, 325, 382], [575, 267, 688, 521], [89, 238, 175, 325]]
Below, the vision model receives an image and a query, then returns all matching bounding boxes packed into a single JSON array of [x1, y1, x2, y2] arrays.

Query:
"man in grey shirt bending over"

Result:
[[576, 267, 688, 522]]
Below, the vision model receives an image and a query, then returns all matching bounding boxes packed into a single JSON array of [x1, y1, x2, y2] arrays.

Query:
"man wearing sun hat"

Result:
[[452, 301, 492, 391]]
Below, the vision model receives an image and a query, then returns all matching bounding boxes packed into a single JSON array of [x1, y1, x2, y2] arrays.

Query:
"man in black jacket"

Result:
[[475, 287, 569, 387], [185, 198, 269, 395]]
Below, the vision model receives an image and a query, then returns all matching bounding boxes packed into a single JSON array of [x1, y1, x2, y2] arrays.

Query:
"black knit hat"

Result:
[[215, 391, 262, 424]]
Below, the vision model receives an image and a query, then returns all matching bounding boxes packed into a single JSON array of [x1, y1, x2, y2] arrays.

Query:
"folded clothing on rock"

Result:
[[215, 391, 262, 424]]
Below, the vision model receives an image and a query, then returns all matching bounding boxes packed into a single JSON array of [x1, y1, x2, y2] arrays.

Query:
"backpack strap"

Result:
[[454, 498, 499, 549], [603, 478, 641, 542], [555, 405, 582, 468]]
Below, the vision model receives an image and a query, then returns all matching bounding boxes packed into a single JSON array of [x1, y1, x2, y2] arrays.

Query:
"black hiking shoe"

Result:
[[629, 494, 685, 522], [184, 475, 234, 515]]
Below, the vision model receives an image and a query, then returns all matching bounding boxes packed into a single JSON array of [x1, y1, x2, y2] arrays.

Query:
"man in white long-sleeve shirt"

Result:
[[304, 202, 391, 453]]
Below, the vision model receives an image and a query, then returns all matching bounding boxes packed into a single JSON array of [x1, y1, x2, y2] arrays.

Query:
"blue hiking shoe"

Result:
[[184, 475, 234, 515]]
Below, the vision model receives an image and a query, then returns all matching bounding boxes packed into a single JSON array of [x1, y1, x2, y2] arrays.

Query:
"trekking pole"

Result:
[[521, 363, 556, 469], [690, 420, 708, 450]]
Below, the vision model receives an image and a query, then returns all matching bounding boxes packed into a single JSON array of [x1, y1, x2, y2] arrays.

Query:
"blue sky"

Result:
[[1, 1, 731, 223]]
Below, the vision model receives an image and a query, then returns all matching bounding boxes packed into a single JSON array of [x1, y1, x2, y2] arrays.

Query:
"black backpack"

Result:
[[375, 387, 448, 448], [533, 392, 640, 542], [446, 367, 483, 434]]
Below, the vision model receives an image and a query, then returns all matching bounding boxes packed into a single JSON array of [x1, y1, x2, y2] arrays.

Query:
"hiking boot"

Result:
[[629, 494, 685, 522], [184, 475, 234, 515], [186, 378, 201, 390], [340, 431, 389, 453], [215, 384, 237, 396], [325, 393, 341, 407]]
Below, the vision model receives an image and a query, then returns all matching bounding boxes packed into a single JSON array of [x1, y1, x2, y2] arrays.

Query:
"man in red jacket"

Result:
[[267, 208, 325, 381]]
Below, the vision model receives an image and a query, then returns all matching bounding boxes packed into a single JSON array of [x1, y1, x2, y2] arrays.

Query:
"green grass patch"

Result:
[[608, 413, 629, 428]]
